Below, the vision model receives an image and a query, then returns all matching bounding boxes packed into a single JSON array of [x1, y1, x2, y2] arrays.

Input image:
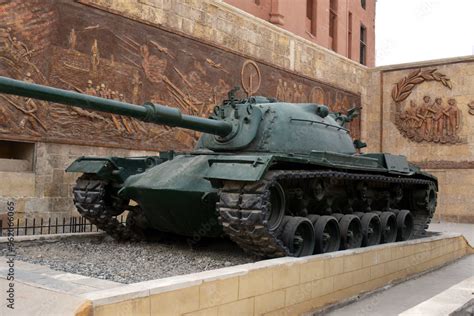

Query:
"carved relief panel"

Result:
[[391, 68, 464, 144], [0, 0, 361, 151]]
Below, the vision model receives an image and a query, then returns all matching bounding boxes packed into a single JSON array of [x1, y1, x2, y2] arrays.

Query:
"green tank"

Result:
[[0, 76, 437, 257]]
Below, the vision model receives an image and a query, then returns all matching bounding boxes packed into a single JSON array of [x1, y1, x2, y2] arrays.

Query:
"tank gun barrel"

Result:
[[0, 76, 233, 137]]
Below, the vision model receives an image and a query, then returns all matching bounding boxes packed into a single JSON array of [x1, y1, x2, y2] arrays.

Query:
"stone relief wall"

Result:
[[0, 0, 361, 153], [371, 58, 474, 222]]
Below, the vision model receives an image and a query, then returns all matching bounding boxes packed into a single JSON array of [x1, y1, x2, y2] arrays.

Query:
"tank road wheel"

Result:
[[314, 216, 340, 254], [339, 215, 363, 250], [396, 210, 414, 241], [380, 212, 397, 243], [360, 213, 382, 247], [281, 216, 315, 257], [307, 214, 320, 226], [266, 182, 286, 231]]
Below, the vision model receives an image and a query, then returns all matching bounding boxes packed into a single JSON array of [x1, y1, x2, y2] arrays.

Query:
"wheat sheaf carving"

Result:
[[391, 68, 452, 103]]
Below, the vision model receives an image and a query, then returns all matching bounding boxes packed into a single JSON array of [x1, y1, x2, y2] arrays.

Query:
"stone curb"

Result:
[[0, 231, 105, 243]]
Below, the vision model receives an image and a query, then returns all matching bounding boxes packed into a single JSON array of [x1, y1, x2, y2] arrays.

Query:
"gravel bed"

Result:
[[0, 235, 258, 284]]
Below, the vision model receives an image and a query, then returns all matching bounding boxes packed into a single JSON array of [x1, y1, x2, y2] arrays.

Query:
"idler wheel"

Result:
[[339, 215, 363, 250], [281, 216, 315, 257], [360, 213, 382, 247], [380, 212, 397, 243], [266, 182, 286, 231], [396, 210, 414, 241], [427, 186, 437, 215], [314, 216, 341, 254]]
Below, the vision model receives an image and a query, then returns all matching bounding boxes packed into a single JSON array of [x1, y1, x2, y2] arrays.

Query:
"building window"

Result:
[[306, 0, 317, 36], [329, 0, 337, 51], [348, 12, 352, 59], [360, 24, 367, 65], [361, 0, 366, 9]]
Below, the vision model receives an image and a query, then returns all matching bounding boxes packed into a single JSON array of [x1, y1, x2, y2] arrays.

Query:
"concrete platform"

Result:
[[0, 232, 471, 315]]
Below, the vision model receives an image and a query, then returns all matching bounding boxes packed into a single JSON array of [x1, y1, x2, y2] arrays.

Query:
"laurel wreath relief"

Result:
[[391, 68, 452, 103]]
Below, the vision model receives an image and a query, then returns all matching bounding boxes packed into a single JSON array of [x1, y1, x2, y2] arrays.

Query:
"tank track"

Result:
[[217, 170, 436, 258], [72, 174, 142, 241]]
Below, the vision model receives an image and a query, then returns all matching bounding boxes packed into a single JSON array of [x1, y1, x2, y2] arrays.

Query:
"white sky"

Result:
[[376, 0, 474, 66]]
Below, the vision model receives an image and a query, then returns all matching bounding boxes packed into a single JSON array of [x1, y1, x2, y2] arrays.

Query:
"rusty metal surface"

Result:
[[0, 0, 361, 151]]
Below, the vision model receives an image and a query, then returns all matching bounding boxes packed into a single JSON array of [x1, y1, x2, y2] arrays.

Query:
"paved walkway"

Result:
[[400, 276, 474, 315], [0, 260, 120, 316], [323, 222, 474, 316]]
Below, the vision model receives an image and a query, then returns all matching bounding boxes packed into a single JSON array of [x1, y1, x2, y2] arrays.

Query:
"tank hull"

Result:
[[77, 151, 436, 240]]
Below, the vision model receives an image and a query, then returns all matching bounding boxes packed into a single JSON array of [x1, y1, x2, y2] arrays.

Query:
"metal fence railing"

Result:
[[0, 215, 126, 237]]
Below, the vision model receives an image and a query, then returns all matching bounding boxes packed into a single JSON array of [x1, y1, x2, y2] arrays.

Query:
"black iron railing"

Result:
[[0, 215, 126, 237]]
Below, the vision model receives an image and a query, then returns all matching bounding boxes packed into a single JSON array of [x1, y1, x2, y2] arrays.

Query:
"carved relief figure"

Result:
[[0, 27, 12, 50], [283, 81, 292, 101], [90, 39, 100, 73], [296, 84, 306, 103], [131, 70, 142, 104], [69, 28, 77, 50], [85, 80, 96, 96], [400, 100, 419, 132], [309, 86, 326, 105], [0, 106, 9, 132], [276, 79, 285, 101], [17, 72, 47, 134], [445, 98, 460, 136], [468, 101, 474, 115], [140, 44, 167, 83]]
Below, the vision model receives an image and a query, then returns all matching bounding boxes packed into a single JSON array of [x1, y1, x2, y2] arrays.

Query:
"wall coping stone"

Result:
[[373, 54, 474, 72]]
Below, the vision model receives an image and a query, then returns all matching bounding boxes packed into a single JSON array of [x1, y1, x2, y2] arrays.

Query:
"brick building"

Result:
[[224, 0, 375, 66]]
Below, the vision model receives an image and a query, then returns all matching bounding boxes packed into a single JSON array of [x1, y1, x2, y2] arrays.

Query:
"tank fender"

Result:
[[382, 154, 412, 174], [66, 157, 113, 174], [205, 155, 273, 181], [362, 153, 412, 174], [66, 155, 171, 182]]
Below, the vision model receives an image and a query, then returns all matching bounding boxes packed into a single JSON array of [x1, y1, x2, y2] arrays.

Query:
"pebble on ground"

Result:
[[0, 235, 258, 284]]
